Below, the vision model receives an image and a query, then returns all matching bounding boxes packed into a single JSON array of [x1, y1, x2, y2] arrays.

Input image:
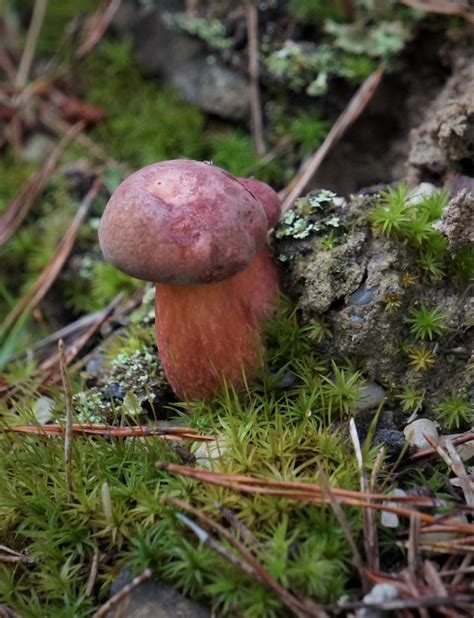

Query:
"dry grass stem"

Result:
[[246, 1, 265, 155], [317, 462, 367, 589], [59, 339, 74, 500], [15, 0, 49, 88], [175, 512, 256, 577], [350, 418, 379, 572], [85, 548, 100, 597]]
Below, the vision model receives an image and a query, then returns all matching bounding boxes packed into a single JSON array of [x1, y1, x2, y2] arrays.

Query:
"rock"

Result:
[[433, 189, 474, 250], [21, 133, 56, 163], [193, 438, 226, 469], [381, 489, 407, 528], [356, 583, 399, 618], [407, 182, 437, 205], [373, 428, 405, 458], [355, 382, 386, 411], [107, 574, 210, 618], [404, 418, 438, 449], [446, 174, 474, 197], [112, 1, 249, 120], [33, 396, 54, 424], [276, 188, 472, 404], [409, 56, 474, 177], [282, 231, 367, 315]]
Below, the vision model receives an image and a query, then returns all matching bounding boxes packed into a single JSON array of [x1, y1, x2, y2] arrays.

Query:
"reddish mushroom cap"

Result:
[[237, 177, 281, 229], [99, 160, 269, 285]]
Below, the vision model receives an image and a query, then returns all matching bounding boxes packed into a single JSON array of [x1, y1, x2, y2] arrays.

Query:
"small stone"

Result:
[[104, 382, 127, 400], [404, 418, 438, 448], [356, 382, 386, 411], [107, 576, 210, 618], [193, 439, 226, 469], [381, 489, 407, 528], [21, 133, 56, 163], [356, 583, 399, 618], [33, 396, 55, 424], [348, 285, 376, 306], [407, 182, 436, 205], [373, 429, 405, 458]]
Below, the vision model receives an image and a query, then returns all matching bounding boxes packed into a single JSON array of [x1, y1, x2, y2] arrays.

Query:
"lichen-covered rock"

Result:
[[276, 187, 473, 415]]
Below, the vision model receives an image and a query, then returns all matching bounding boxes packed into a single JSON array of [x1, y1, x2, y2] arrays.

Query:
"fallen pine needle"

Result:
[[157, 463, 474, 538], [3, 424, 215, 441]]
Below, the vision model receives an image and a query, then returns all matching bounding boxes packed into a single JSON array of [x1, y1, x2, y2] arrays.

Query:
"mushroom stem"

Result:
[[155, 247, 278, 400]]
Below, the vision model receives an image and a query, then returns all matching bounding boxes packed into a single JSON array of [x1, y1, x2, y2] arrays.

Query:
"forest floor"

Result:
[[0, 1, 473, 617]]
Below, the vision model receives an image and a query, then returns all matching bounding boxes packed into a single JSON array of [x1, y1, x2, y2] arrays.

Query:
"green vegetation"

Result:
[[0, 301, 370, 616], [397, 384, 424, 413], [407, 303, 448, 341], [370, 184, 473, 281], [434, 392, 473, 429], [407, 345, 437, 372]]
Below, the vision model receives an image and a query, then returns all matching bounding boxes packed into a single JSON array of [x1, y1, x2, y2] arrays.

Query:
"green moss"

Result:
[[434, 391, 473, 429], [81, 40, 207, 168], [0, 154, 36, 209], [0, 300, 377, 615], [369, 184, 469, 281]]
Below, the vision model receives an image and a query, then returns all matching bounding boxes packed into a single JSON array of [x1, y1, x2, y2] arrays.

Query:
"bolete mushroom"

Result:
[[99, 160, 281, 400]]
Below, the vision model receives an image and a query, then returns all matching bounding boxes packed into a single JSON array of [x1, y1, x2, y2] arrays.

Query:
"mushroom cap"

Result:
[[99, 160, 269, 284], [237, 177, 281, 229]]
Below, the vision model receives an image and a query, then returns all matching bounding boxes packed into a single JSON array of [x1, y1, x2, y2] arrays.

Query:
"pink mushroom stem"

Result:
[[155, 246, 279, 400]]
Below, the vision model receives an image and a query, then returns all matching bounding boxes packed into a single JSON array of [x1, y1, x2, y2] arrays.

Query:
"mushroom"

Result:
[[99, 160, 281, 400]]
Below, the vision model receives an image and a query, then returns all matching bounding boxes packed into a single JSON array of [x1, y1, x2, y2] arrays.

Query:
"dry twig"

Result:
[[411, 431, 474, 460], [158, 463, 474, 537]]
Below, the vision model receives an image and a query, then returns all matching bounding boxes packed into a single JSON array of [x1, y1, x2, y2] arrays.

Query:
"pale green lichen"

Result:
[[275, 190, 344, 242], [164, 12, 234, 50]]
